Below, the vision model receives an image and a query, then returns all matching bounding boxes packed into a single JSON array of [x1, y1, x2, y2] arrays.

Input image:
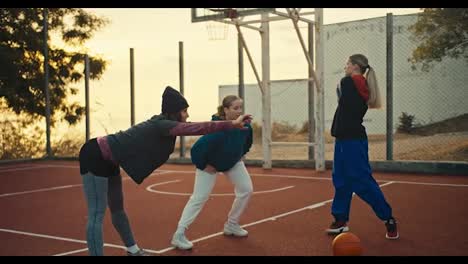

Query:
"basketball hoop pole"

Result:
[[233, 13, 270, 167], [315, 9, 325, 172], [286, 8, 321, 93], [235, 24, 264, 95], [191, 8, 325, 171]]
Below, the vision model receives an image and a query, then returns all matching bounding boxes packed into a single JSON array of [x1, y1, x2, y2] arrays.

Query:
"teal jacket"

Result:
[[191, 115, 253, 172]]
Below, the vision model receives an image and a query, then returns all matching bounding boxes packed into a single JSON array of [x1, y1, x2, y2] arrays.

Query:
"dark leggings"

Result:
[[79, 139, 136, 256]]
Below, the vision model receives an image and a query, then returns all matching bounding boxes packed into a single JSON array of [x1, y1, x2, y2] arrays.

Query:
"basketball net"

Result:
[[206, 21, 229, 40], [205, 8, 239, 41]]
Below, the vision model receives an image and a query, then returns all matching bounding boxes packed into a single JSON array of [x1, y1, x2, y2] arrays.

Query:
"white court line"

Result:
[[158, 169, 468, 188], [0, 164, 95, 173], [0, 182, 396, 255], [0, 164, 46, 170], [0, 228, 161, 255], [146, 179, 182, 188], [147, 181, 295, 196], [1, 166, 467, 199], [156, 181, 395, 254], [0, 171, 171, 198], [4, 165, 460, 254], [3, 165, 468, 187], [53, 247, 89, 256], [0, 184, 83, 198], [0, 164, 104, 173], [0, 165, 55, 173], [390, 180, 468, 187]]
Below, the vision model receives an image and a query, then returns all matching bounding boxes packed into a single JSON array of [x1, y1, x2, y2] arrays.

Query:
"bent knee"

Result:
[[236, 185, 253, 197], [189, 194, 210, 204]]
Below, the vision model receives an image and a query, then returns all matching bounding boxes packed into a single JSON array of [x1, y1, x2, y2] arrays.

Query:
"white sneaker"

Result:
[[171, 232, 193, 250], [223, 222, 248, 237]]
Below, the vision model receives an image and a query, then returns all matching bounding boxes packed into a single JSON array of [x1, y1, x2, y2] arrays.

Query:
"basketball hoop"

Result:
[[206, 21, 229, 40], [204, 8, 239, 41]]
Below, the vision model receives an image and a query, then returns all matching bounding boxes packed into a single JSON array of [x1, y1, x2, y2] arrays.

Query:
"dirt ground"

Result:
[[246, 132, 468, 161], [174, 132, 468, 162], [171, 114, 468, 162]]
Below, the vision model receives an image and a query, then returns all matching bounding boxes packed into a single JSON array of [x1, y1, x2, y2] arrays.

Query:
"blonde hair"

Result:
[[349, 54, 382, 109], [216, 95, 241, 119]]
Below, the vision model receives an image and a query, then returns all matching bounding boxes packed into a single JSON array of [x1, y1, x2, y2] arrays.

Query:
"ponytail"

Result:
[[365, 67, 382, 109], [216, 105, 226, 119], [350, 54, 382, 109]]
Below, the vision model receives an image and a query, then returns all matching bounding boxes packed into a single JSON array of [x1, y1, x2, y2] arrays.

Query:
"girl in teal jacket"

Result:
[[171, 95, 254, 250]]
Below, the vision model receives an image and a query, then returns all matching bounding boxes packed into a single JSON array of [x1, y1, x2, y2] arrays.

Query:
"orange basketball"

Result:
[[332, 232, 363, 256]]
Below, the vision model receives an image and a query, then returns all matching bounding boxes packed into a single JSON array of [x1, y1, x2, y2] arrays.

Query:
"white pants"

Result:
[[176, 161, 253, 230]]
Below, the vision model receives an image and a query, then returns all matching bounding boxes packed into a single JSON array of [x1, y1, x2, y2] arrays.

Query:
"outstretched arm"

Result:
[[169, 114, 252, 136]]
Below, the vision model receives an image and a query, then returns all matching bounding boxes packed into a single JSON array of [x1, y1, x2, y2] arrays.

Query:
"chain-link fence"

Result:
[[391, 14, 468, 162], [211, 13, 468, 163], [216, 79, 312, 161], [2, 11, 467, 167], [323, 13, 468, 162]]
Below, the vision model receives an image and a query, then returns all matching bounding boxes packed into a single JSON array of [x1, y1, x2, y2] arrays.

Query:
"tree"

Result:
[[408, 8, 468, 71], [0, 8, 109, 125]]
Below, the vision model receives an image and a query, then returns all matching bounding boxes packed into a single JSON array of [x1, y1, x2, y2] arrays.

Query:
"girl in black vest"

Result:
[[327, 54, 399, 240]]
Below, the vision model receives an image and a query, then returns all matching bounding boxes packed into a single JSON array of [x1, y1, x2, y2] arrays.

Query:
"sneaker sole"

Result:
[[223, 231, 248, 237], [326, 226, 349, 234], [385, 233, 399, 240], [171, 241, 193, 250]]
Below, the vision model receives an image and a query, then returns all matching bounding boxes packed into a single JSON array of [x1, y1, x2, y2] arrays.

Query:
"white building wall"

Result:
[[219, 14, 468, 134]]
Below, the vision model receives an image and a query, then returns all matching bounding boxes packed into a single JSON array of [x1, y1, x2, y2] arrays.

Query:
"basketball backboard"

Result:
[[191, 8, 275, 23]]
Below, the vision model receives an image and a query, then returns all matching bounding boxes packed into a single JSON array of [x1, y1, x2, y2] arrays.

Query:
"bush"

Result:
[[298, 121, 309, 134], [397, 112, 415, 134], [51, 132, 85, 157], [249, 121, 300, 141], [251, 122, 263, 139], [272, 121, 298, 134], [0, 116, 45, 159], [1, 103, 85, 159]]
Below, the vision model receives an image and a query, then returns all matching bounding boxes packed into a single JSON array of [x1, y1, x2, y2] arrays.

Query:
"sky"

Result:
[[57, 8, 422, 138]]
